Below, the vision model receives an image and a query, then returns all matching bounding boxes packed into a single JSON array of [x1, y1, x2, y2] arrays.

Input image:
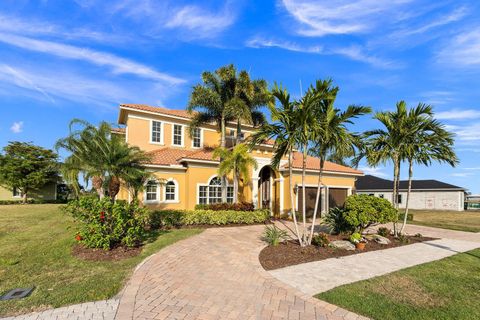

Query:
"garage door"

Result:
[[329, 188, 348, 209], [297, 187, 321, 218]]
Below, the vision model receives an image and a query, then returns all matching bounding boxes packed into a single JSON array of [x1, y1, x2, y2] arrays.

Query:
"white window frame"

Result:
[[163, 178, 179, 203], [144, 180, 160, 203], [191, 127, 203, 148], [172, 124, 184, 147], [196, 176, 233, 204], [12, 187, 21, 198], [149, 120, 164, 145]]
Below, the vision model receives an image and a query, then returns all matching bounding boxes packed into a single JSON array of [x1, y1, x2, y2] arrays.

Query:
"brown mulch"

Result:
[[259, 234, 437, 270], [72, 244, 142, 261]]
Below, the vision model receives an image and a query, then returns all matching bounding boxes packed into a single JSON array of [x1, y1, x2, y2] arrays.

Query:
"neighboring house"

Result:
[[465, 194, 480, 210], [356, 175, 465, 211], [0, 182, 58, 201], [113, 104, 363, 217]]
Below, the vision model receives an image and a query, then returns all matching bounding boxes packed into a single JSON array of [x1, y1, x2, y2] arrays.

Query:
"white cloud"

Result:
[[0, 33, 185, 84], [280, 0, 415, 37], [358, 166, 389, 178], [437, 28, 480, 66], [246, 37, 395, 68], [436, 109, 480, 120], [446, 123, 480, 144], [450, 172, 474, 178], [10, 121, 23, 133]]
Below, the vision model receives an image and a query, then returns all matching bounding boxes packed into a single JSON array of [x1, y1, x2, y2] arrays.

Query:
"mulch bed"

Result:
[[72, 244, 142, 261], [259, 234, 437, 270]]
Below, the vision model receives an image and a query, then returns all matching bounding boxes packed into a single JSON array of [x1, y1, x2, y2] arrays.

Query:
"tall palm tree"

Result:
[[187, 64, 269, 201], [249, 84, 304, 245], [213, 144, 258, 203], [399, 104, 458, 233], [56, 119, 150, 201], [307, 80, 371, 245], [360, 101, 410, 235]]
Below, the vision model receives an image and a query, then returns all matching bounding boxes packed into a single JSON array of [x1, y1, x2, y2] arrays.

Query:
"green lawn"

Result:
[[406, 209, 480, 232], [317, 248, 480, 320], [0, 204, 202, 317]]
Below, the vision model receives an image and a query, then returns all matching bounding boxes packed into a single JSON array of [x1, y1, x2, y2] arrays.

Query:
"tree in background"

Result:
[[187, 64, 270, 202], [0, 141, 59, 203], [56, 119, 150, 201], [213, 144, 258, 203]]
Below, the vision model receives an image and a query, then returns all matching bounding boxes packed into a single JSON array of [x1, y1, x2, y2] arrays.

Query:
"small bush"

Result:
[[397, 233, 410, 244], [398, 213, 414, 222], [194, 202, 255, 211], [312, 232, 330, 247], [150, 209, 270, 228], [322, 207, 355, 235], [262, 225, 288, 246], [414, 233, 423, 238], [349, 232, 362, 244], [63, 197, 149, 250], [377, 227, 391, 237], [343, 194, 398, 232]]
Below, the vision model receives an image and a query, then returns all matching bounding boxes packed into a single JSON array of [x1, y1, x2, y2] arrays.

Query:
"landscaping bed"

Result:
[[259, 233, 436, 270], [72, 244, 142, 261]]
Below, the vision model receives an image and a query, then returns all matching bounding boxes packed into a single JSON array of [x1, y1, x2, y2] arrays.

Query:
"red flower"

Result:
[[100, 211, 105, 221], [75, 234, 82, 241]]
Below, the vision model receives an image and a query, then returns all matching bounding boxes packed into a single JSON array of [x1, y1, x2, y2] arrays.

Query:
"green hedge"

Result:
[[150, 209, 271, 229], [0, 199, 68, 205], [398, 213, 414, 221]]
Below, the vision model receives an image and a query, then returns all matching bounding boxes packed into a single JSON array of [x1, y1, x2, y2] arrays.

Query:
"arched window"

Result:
[[165, 181, 176, 201], [198, 177, 234, 204], [145, 180, 159, 202]]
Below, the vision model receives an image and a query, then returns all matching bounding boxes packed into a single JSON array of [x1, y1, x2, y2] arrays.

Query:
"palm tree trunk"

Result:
[[308, 158, 324, 245], [289, 149, 303, 246], [92, 176, 105, 199], [109, 176, 120, 201], [220, 114, 227, 202], [301, 144, 308, 245], [400, 159, 413, 234], [236, 121, 242, 146], [234, 167, 239, 204], [392, 157, 399, 236]]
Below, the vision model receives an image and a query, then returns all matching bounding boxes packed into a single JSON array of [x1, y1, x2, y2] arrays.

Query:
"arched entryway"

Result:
[[258, 166, 280, 216]]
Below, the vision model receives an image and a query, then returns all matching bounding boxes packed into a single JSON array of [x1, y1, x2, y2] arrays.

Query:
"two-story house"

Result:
[[114, 104, 363, 217]]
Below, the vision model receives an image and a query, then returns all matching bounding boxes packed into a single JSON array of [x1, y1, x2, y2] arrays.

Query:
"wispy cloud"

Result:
[[246, 37, 395, 68], [450, 172, 474, 178], [280, 0, 415, 37], [10, 121, 23, 133], [436, 109, 480, 120], [358, 166, 389, 178], [437, 28, 480, 66], [0, 33, 184, 84], [446, 123, 480, 144]]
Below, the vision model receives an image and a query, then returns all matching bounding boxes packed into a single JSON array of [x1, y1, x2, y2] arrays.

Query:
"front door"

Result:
[[259, 167, 271, 209]]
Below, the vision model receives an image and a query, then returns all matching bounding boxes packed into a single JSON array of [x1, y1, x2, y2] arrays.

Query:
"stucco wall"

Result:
[[357, 191, 464, 211], [0, 183, 57, 201]]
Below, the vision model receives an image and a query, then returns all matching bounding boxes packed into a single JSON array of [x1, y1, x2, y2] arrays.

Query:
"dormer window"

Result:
[[173, 124, 183, 146]]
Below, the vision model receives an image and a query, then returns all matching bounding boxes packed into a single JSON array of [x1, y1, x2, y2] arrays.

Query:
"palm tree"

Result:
[[249, 84, 305, 245], [399, 104, 458, 233], [213, 144, 258, 203], [360, 101, 410, 235], [187, 64, 269, 201], [56, 119, 150, 201], [306, 80, 371, 245]]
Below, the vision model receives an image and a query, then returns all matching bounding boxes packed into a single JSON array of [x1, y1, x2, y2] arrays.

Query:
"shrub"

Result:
[[414, 233, 423, 238], [63, 197, 149, 250], [312, 232, 330, 247], [349, 232, 362, 244], [322, 207, 355, 235], [150, 209, 270, 228], [398, 213, 414, 222], [377, 227, 391, 237], [397, 233, 410, 244], [262, 225, 288, 246], [194, 202, 255, 211], [343, 194, 398, 232]]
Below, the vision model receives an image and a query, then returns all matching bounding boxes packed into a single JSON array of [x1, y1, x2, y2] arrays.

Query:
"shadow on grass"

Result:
[[143, 229, 171, 244]]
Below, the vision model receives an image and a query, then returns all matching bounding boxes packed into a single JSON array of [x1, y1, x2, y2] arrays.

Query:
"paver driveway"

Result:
[[115, 225, 362, 320]]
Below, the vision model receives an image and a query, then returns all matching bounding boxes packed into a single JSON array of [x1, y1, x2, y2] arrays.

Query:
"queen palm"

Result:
[[56, 119, 150, 200], [249, 84, 304, 245], [187, 64, 269, 201], [400, 104, 458, 233], [213, 144, 258, 203], [307, 80, 371, 245]]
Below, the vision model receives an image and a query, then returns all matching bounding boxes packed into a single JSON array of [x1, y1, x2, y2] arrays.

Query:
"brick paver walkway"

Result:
[[270, 224, 480, 295], [115, 225, 363, 320]]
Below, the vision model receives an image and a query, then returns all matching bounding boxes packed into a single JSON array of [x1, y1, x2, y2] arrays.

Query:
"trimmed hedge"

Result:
[[194, 202, 255, 211], [150, 209, 270, 229]]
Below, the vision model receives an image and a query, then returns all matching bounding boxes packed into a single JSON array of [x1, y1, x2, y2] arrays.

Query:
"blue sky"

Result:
[[1, 0, 480, 193]]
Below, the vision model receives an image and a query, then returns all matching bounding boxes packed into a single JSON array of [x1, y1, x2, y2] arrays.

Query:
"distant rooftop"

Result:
[[356, 175, 465, 191]]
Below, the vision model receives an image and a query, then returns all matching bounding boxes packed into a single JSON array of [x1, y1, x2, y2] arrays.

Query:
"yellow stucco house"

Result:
[[115, 104, 363, 217]]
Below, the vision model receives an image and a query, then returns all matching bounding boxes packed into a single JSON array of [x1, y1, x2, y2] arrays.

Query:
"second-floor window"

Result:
[[151, 121, 162, 143], [193, 128, 201, 148], [173, 124, 183, 146]]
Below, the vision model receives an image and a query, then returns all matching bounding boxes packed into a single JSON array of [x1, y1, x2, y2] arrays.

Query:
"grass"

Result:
[[0, 204, 202, 317], [404, 209, 480, 232], [317, 248, 480, 320]]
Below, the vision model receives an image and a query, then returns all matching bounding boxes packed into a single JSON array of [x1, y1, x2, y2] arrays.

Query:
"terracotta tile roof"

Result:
[[120, 104, 194, 119], [146, 148, 193, 166], [111, 127, 126, 134], [283, 152, 363, 175], [181, 148, 219, 162]]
